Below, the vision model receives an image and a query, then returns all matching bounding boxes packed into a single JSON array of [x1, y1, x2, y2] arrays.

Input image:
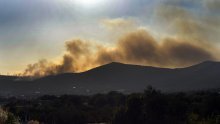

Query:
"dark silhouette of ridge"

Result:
[[0, 61, 220, 97]]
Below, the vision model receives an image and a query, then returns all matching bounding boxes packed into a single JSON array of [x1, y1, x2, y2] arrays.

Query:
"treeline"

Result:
[[2, 86, 220, 124]]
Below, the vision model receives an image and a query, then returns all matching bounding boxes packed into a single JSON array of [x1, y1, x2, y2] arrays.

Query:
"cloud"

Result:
[[23, 29, 217, 77], [156, 1, 220, 43], [204, 0, 220, 12], [101, 18, 134, 29]]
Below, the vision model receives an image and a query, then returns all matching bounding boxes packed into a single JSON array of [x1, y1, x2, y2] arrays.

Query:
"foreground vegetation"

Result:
[[0, 108, 20, 124], [1, 86, 220, 124]]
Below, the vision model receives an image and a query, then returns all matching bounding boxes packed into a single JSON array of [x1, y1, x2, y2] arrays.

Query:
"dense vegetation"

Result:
[[1, 86, 220, 124]]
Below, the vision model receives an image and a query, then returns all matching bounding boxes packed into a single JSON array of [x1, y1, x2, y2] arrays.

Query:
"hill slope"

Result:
[[0, 61, 220, 97]]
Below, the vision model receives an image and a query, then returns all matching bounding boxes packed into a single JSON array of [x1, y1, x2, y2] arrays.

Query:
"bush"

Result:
[[0, 108, 20, 124]]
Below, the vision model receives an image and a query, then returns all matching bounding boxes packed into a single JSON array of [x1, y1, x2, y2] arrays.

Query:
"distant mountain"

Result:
[[0, 61, 220, 97]]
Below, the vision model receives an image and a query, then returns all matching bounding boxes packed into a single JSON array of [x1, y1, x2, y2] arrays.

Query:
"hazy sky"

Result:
[[0, 0, 220, 75]]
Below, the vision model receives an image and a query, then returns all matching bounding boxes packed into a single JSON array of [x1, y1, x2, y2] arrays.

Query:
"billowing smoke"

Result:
[[23, 54, 74, 77], [22, 0, 220, 77], [23, 29, 216, 77], [94, 30, 215, 67]]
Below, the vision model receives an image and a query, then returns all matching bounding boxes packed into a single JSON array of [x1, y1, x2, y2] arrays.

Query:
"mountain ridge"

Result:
[[0, 60, 220, 97]]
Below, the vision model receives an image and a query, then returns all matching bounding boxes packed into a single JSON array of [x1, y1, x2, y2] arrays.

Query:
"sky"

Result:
[[0, 0, 220, 76]]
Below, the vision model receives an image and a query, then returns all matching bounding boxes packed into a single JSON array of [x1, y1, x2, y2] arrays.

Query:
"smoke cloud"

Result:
[[22, 1, 220, 77], [23, 29, 216, 77], [94, 30, 215, 67], [23, 54, 74, 77], [156, 0, 220, 43]]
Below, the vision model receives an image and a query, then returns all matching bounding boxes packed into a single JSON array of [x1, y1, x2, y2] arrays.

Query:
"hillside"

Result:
[[0, 61, 220, 97]]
